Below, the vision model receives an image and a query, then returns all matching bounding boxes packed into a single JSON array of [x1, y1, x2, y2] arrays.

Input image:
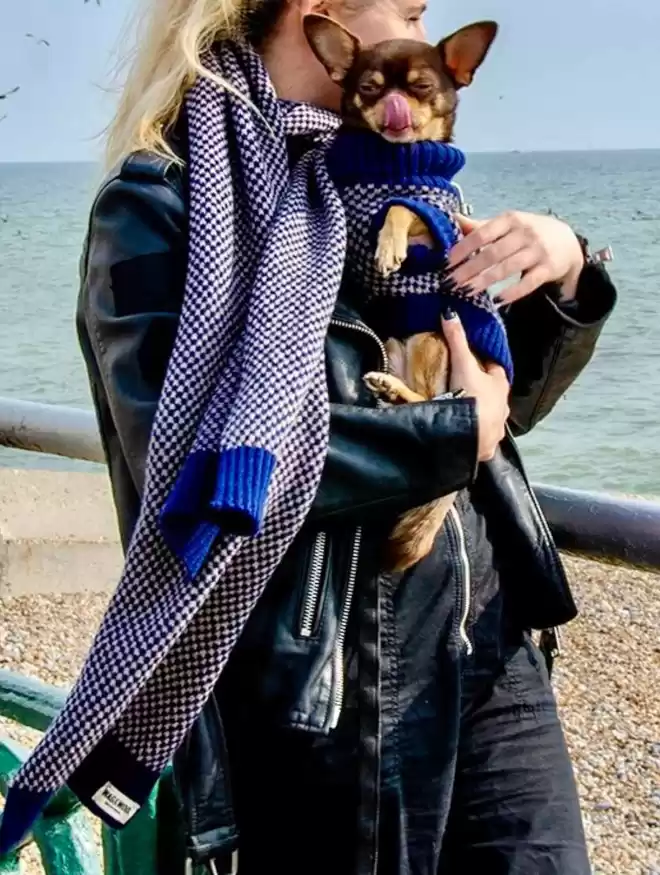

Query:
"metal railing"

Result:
[[535, 483, 660, 573], [0, 396, 104, 464], [1, 394, 659, 574]]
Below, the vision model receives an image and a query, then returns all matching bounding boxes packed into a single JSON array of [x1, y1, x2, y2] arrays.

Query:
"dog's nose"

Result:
[[382, 92, 412, 132]]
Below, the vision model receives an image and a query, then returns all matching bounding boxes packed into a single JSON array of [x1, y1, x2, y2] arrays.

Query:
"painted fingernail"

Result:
[[443, 307, 457, 321]]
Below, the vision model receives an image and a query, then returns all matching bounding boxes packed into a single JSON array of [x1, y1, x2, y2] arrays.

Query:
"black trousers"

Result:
[[225, 499, 590, 875], [375, 501, 590, 875], [437, 633, 590, 874]]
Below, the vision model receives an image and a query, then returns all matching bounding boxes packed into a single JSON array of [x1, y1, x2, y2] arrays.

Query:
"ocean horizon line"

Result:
[[1, 146, 660, 166]]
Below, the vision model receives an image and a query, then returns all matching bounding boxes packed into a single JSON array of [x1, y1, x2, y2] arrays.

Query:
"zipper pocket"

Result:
[[447, 506, 473, 656], [299, 531, 328, 638], [328, 526, 363, 730]]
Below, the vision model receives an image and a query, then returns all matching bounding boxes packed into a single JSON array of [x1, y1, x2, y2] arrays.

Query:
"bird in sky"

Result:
[[26, 33, 51, 47], [0, 86, 20, 101]]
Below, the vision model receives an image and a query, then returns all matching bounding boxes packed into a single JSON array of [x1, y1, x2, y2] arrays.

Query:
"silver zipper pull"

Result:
[[589, 245, 614, 265], [452, 182, 473, 217]]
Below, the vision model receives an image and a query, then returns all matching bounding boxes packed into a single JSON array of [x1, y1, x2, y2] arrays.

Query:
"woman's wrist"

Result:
[[556, 232, 586, 302], [558, 260, 583, 302], [556, 230, 614, 304]]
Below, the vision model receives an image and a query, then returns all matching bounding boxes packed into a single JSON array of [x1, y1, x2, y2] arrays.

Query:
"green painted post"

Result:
[[0, 738, 22, 796], [0, 851, 21, 874], [0, 741, 23, 875], [102, 784, 159, 875], [154, 767, 188, 872], [33, 808, 102, 875]]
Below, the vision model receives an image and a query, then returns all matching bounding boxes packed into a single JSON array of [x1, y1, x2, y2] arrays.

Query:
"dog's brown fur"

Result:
[[304, 15, 498, 571], [364, 335, 456, 571]]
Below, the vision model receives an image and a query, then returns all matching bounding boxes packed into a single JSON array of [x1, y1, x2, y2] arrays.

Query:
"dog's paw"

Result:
[[375, 229, 408, 277], [364, 371, 407, 403]]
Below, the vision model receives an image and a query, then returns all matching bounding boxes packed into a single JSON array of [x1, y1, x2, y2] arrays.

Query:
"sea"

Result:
[[1, 150, 659, 497]]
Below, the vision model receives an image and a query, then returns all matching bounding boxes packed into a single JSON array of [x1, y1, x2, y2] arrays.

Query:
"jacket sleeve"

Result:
[[77, 163, 188, 498], [78, 167, 479, 529], [310, 397, 477, 523], [504, 262, 617, 436]]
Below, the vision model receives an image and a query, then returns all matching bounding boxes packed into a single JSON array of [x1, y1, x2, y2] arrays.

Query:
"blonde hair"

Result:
[[106, 0, 257, 168]]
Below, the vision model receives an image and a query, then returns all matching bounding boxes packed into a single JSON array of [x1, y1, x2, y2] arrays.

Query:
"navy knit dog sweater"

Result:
[[325, 128, 513, 382]]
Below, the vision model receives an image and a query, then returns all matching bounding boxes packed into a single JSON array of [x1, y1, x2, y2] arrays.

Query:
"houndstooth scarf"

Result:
[[0, 43, 346, 850]]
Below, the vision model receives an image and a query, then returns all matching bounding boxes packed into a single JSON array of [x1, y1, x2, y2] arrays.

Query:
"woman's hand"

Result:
[[446, 211, 584, 306], [442, 310, 510, 463]]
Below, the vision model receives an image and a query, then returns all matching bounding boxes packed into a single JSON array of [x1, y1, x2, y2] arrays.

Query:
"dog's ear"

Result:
[[437, 21, 498, 88], [303, 14, 361, 84]]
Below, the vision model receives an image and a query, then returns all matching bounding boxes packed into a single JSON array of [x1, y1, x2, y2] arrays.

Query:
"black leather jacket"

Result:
[[77, 150, 616, 867]]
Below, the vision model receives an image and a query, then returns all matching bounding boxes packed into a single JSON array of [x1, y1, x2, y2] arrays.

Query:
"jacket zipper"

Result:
[[447, 506, 473, 656], [298, 319, 386, 640], [299, 531, 328, 638], [324, 318, 385, 729], [329, 526, 363, 730], [330, 317, 390, 374]]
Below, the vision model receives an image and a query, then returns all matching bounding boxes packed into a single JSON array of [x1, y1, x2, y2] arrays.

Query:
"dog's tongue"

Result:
[[382, 92, 412, 132]]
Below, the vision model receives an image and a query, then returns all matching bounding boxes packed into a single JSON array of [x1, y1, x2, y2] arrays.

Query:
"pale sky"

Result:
[[0, 0, 658, 162]]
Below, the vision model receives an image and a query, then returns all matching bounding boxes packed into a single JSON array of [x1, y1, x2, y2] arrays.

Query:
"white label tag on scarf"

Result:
[[92, 782, 140, 824]]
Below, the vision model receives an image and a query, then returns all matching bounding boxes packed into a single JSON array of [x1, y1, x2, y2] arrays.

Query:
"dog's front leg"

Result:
[[375, 206, 428, 277], [363, 371, 426, 404]]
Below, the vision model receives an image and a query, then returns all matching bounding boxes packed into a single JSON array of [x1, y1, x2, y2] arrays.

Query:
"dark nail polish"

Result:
[[443, 307, 457, 321]]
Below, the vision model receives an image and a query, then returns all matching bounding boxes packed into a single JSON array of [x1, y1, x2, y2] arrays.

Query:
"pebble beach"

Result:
[[1, 555, 659, 874]]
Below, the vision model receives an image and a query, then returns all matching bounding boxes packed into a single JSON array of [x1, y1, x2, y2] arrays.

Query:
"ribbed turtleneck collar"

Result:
[[326, 128, 466, 187]]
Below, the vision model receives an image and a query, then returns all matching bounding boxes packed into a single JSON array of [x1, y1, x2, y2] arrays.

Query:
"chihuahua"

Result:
[[304, 15, 498, 571]]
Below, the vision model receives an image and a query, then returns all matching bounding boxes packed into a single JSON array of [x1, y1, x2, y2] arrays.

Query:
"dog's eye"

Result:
[[411, 81, 434, 96], [359, 80, 384, 97]]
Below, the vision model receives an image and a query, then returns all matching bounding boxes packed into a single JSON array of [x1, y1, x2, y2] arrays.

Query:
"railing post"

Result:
[[101, 785, 159, 875], [0, 736, 101, 875], [33, 809, 102, 875], [0, 851, 20, 874]]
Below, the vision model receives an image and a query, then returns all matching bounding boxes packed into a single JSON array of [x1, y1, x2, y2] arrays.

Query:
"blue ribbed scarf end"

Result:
[[160, 446, 277, 578]]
